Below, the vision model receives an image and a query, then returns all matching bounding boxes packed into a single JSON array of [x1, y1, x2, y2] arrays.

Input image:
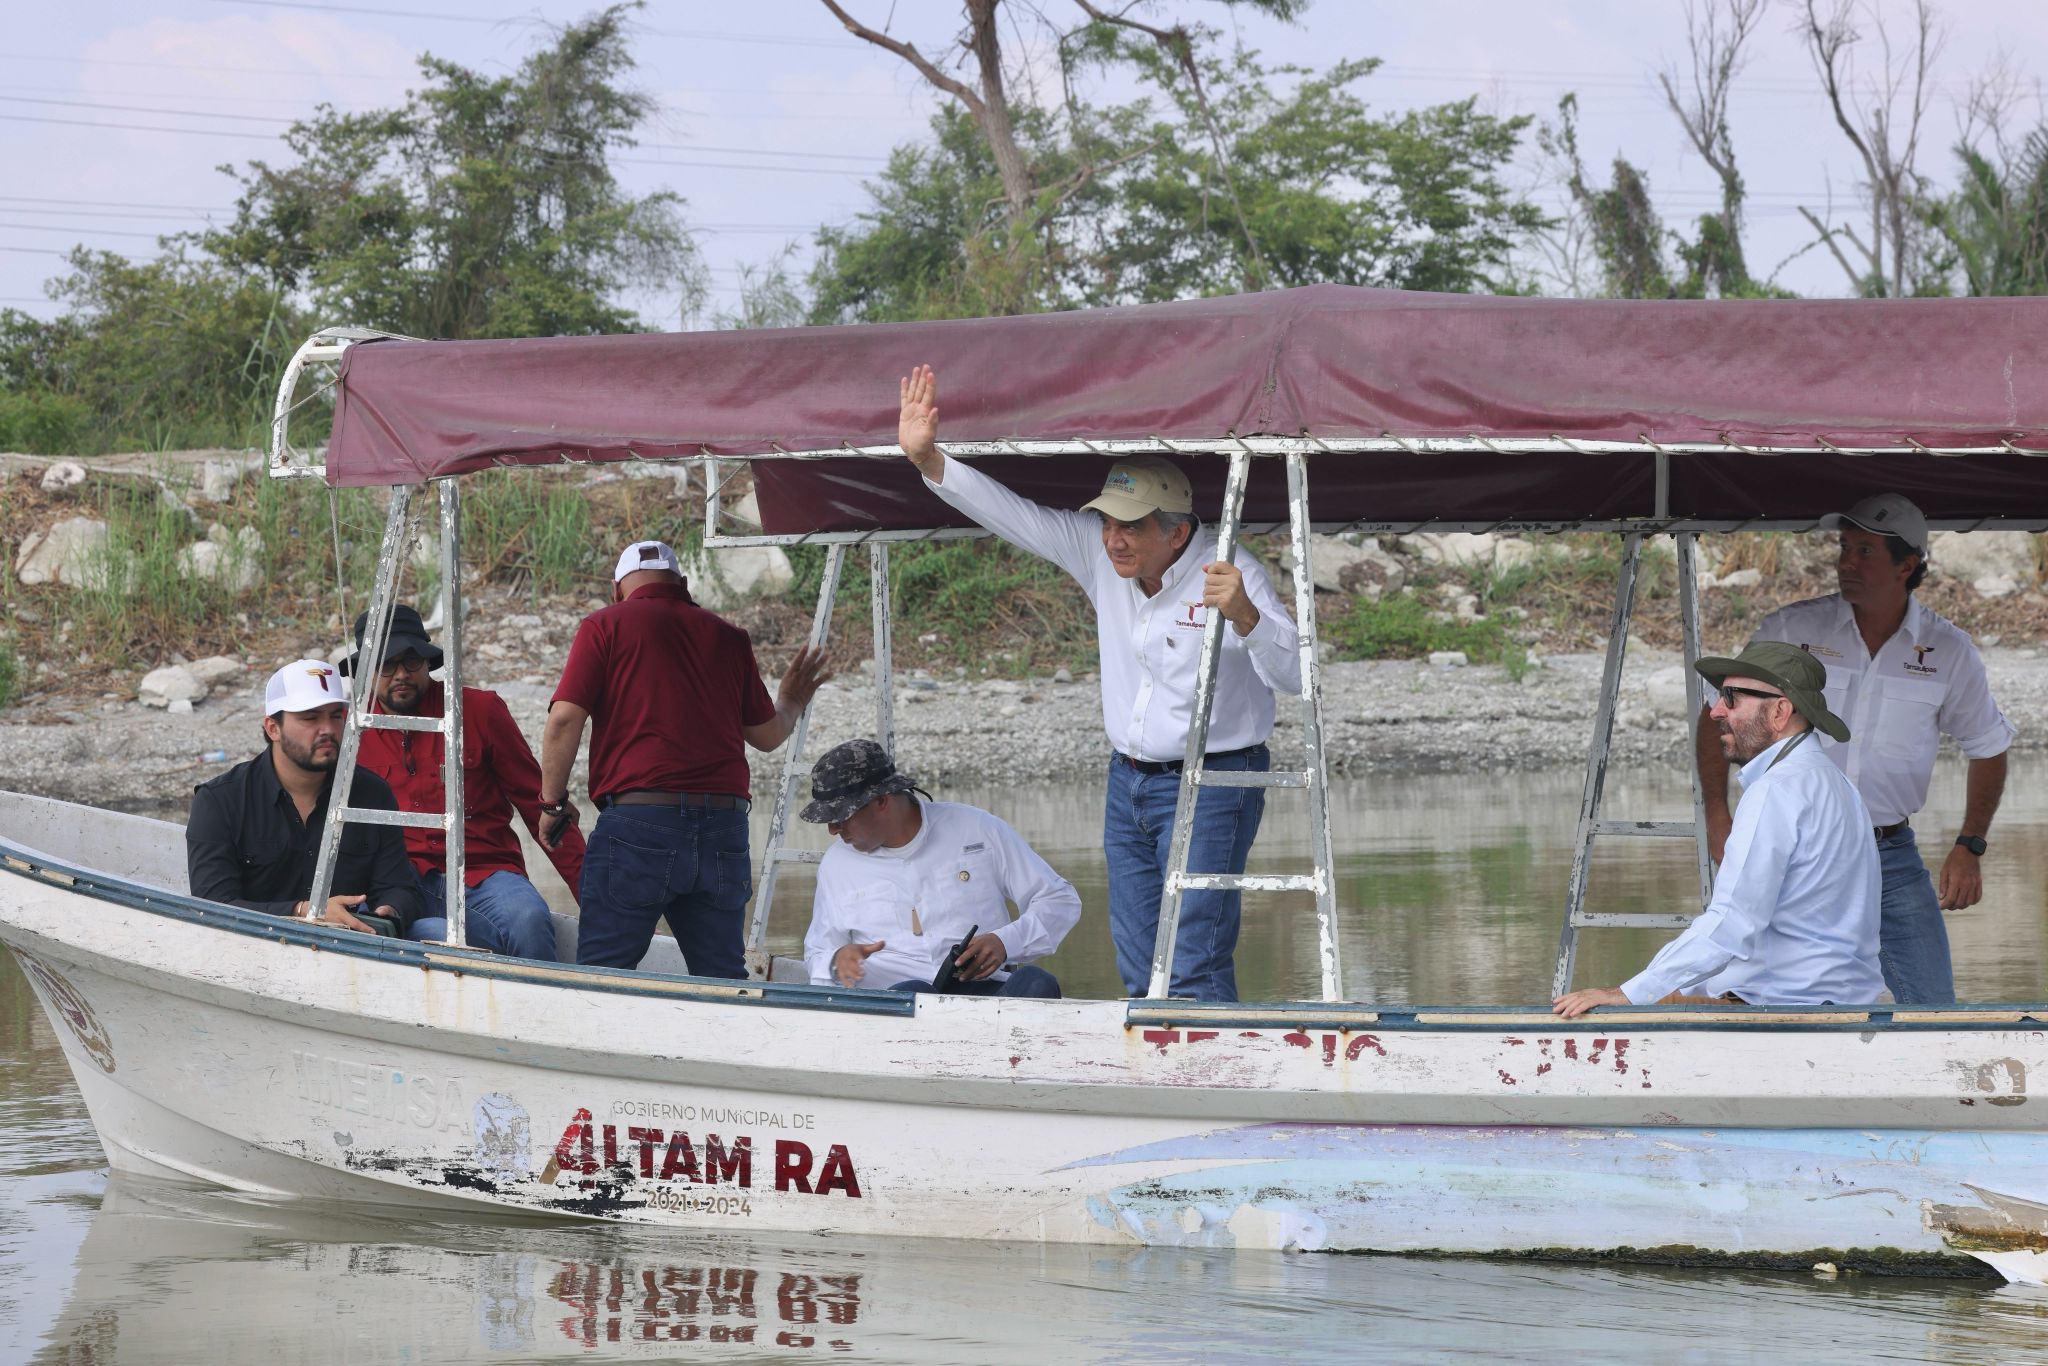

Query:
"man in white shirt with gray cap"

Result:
[[895, 365, 1301, 1002], [1696, 494, 2015, 1005]]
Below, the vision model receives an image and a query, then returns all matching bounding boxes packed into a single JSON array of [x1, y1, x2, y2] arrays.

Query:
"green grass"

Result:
[[785, 537, 1095, 675], [1326, 592, 1527, 677], [459, 470, 598, 598], [0, 640, 17, 711]]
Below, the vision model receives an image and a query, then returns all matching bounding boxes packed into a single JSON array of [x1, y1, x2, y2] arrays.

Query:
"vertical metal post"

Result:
[[748, 542, 846, 953], [1283, 452, 1344, 1002], [309, 486, 413, 913], [1675, 532, 1714, 904], [870, 542, 895, 754], [1147, 449, 1252, 1000], [437, 479, 467, 948], [1550, 533, 1643, 999]]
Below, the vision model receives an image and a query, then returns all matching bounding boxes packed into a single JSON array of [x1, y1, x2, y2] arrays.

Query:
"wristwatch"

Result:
[[1955, 835, 1988, 856]]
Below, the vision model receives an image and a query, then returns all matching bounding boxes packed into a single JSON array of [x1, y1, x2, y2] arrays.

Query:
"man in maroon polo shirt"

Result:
[[538, 539, 830, 976], [345, 603, 585, 961]]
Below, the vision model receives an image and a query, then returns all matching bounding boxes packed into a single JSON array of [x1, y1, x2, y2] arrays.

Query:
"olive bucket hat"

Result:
[[1693, 641, 1850, 743]]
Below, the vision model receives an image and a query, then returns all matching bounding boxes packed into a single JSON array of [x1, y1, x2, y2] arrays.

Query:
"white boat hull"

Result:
[[5, 793, 2047, 1274]]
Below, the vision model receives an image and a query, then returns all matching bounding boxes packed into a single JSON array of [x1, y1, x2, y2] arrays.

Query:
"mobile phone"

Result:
[[929, 924, 980, 993]]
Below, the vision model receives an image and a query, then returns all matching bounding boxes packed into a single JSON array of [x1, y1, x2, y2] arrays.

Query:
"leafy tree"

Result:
[[809, 49, 1547, 322], [1928, 128, 2048, 296], [2, 248, 297, 450], [204, 5, 700, 338]]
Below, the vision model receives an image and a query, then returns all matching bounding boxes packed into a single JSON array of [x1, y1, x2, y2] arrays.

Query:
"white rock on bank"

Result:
[[139, 664, 207, 708], [1931, 530, 2036, 588], [177, 525, 263, 593], [684, 545, 794, 609], [16, 517, 114, 588], [188, 655, 245, 687], [39, 461, 87, 493], [1428, 650, 1469, 668], [1975, 573, 2020, 600]]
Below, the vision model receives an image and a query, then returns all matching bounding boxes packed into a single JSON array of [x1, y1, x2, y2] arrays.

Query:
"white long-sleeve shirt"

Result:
[[1622, 732, 1883, 1006], [926, 453, 1302, 762], [803, 800, 1082, 989], [1745, 593, 2015, 826]]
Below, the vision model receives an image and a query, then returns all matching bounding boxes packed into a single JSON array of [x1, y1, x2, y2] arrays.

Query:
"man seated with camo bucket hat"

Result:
[[799, 739, 1081, 998], [1555, 642, 1883, 1017]]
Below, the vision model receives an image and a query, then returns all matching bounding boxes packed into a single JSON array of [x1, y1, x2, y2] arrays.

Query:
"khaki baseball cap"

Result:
[[1079, 457, 1194, 523]]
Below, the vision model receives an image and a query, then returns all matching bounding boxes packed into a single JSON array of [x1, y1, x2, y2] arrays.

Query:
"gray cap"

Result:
[[1819, 494, 1928, 556]]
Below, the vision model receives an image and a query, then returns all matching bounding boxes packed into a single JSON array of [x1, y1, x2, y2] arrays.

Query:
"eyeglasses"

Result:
[[1716, 684, 1785, 708], [378, 654, 430, 678]]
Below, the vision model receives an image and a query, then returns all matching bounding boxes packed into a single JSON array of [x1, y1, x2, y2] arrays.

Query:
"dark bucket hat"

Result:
[[1694, 641, 1850, 743], [799, 739, 927, 824], [341, 604, 445, 678]]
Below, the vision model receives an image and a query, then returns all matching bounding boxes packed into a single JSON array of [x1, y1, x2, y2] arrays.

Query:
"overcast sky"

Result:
[[5, 0, 2044, 331]]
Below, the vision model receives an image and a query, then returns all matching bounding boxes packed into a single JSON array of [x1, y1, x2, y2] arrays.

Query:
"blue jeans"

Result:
[[1877, 824, 1954, 1005], [407, 868, 558, 962], [575, 805, 752, 979], [1104, 746, 1267, 1002], [887, 966, 1062, 998]]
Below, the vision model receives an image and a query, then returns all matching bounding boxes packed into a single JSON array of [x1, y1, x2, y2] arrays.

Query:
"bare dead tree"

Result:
[[820, 0, 1036, 225], [1792, 0, 1946, 297], [1655, 0, 1765, 292]]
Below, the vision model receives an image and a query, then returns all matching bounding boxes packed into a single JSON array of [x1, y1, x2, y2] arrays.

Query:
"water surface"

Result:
[[7, 762, 2048, 1361]]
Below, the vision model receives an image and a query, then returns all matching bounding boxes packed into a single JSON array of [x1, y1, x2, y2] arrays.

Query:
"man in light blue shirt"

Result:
[[1555, 642, 1883, 1016]]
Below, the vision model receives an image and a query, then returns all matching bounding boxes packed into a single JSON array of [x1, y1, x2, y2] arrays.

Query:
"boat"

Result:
[[6, 286, 2048, 1279]]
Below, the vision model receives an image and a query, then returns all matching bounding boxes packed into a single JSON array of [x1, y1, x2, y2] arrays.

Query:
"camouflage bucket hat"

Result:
[[799, 739, 926, 824], [1694, 640, 1850, 743]]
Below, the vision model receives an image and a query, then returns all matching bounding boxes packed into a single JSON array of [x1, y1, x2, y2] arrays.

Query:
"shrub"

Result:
[[1326, 591, 1527, 676], [0, 388, 89, 455]]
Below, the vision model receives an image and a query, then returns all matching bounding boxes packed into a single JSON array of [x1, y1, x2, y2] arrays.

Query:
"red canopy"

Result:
[[324, 285, 2048, 530]]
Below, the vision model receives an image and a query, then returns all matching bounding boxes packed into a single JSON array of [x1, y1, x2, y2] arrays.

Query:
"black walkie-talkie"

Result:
[[929, 925, 980, 993]]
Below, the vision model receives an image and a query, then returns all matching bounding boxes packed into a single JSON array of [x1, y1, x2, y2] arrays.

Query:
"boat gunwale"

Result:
[[9, 826, 2048, 1036]]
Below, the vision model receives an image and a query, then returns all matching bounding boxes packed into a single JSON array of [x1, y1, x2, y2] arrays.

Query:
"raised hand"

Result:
[[898, 365, 943, 480]]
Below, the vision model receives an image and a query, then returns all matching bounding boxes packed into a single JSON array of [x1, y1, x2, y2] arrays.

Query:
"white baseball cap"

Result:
[[265, 658, 349, 713], [614, 539, 682, 582], [1820, 493, 1929, 556]]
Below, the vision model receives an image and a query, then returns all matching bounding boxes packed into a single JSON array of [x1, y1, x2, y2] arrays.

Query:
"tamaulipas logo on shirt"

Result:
[[1907, 644, 1938, 675]]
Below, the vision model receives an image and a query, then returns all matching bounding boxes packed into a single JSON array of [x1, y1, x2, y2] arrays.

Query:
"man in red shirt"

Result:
[[345, 603, 585, 961], [538, 540, 830, 976]]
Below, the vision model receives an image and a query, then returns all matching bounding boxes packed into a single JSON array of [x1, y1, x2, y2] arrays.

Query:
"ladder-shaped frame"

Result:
[[746, 538, 896, 978], [740, 449, 1344, 1001], [309, 480, 470, 945], [1549, 531, 1715, 998], [1149, 448, 1342, 1001]]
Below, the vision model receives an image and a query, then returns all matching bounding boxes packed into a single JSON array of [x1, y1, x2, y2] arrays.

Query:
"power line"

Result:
[[0, 195, 232, 212], [0, 113, 281, 140], [0, 224, 177, 239], [208, 0, 872, 50], [0, 94, 293, 125]]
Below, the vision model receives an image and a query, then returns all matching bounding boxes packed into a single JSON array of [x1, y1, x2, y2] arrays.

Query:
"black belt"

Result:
[[601, 790, 750, 810], [1874, 820, 1909, 841], [1114, 745, 1262, 776]]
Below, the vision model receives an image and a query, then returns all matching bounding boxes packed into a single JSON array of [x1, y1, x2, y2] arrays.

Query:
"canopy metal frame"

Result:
[[270, 325, 2024, 998]]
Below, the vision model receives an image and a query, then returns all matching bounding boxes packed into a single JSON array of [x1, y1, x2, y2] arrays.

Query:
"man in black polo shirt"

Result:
[[186, 658, 420, 932]]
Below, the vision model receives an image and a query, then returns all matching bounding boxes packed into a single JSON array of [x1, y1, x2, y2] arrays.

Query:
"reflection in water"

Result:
[[18, 1176, 2048, 1365], [11, 761, 2048, 1360]]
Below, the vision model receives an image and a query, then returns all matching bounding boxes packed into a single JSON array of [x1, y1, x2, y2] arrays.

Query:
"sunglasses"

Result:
[[1716, 684, 1786, 708], [378, 653, 431, 678]]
